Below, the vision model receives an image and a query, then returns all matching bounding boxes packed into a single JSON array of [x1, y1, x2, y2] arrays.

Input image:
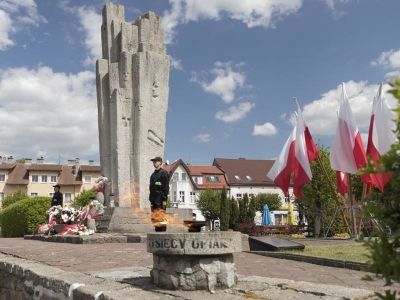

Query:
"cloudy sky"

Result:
[[0, 0, 399, 165]]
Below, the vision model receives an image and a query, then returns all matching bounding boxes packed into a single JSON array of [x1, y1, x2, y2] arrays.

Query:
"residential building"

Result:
[[213, 157, 298, 225], [164, 159, 228, 220], [0, 158, 101, 207]]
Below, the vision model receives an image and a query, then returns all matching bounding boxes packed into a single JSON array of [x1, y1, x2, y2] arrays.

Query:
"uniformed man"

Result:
[[51, 184, 63, 207], [149, 157, 169, 211]]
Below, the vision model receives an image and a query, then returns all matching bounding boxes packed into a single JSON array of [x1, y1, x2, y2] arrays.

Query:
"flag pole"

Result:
[[315, 155, 352, 235], [347, 174, 358, 237]]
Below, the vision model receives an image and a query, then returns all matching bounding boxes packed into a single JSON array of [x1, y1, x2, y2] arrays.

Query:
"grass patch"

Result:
[[285, 244, 370, 263]]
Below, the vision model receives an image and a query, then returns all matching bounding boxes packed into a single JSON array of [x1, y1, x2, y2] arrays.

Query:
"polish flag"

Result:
[[330, 83, 369, 187], [293, 102, 319, 197], [336, 171, 348, 196], [366, 84, 396, 191], [267, 125, 296, 197]]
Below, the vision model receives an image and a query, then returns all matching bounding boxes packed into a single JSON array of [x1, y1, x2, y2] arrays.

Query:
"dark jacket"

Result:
[[149, 168, 169, 205], [51, 191, 63, 207]]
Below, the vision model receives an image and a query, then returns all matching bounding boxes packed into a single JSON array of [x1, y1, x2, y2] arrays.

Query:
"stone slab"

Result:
[[147, 232, 242, 255], [248, 236, 305, 251]]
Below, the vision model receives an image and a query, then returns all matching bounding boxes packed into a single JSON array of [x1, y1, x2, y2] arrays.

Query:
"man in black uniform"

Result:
[[51, 184, 63, 207], [149, 157, 169, 211]]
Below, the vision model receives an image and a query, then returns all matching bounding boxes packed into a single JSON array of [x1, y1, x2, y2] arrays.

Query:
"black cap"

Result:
[[150, 156, 163, 162], [53, 184, 60, 188]]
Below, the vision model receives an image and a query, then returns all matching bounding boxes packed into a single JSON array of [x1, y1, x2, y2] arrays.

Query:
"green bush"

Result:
[[0, 196, 51, 237], [254, 193, 282, 212], [71, 188, 96, 208], [219, 189, 230, 231], [229, 197, 239, 229], [2, 191, 27, 209], [196, 190, 221, 221]]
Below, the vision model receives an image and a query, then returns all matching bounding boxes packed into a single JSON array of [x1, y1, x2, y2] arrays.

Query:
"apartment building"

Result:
[[0, 157, 101, 207]]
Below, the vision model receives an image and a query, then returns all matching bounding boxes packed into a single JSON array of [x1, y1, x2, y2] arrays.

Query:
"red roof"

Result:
[[213, 157, 277, 186], [186, 165, 224, 176]]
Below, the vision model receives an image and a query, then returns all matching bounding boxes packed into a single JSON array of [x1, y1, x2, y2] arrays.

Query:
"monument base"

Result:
[[151, 254, 236, 291], [147, 232, 242, 292]]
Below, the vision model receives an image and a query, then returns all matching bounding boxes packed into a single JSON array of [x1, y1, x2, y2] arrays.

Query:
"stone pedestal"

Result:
[[147, 232, 242, 292]]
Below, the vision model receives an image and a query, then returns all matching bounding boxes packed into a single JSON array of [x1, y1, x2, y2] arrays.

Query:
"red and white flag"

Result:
[[366, 83, 396, 191], [336, 171, 348, 196], [330, 83, 369, 189], [293, 101, 319, 197], [267, 126, 296, 197]]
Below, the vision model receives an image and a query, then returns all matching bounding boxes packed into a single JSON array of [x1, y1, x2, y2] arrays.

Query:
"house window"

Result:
[[246, 175, 252, 181], [194, 177, 199, 184], [190, 192, 196, 203], [234, 175, 240, 180], [31, 193, 38, 197], [41, 175, 47, 183], [0, 192, 4, 204], [0, 174, 5, 182], [84, 175, 91, 183], [206, 176, 220, 183], [181, 173, 187, 181], [49, 193, 54, 197], [32, 175, 38, 183], [172, 173, 178, 182], [64, 193, 72, 202], [179, 191, 185, 203], [50, 176, 57, 183], [173, 191, 177, 202], [236, 193, 242, 200]]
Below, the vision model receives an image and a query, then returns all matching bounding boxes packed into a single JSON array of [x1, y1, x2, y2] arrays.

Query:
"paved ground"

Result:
[[0, 237, 397, 294]]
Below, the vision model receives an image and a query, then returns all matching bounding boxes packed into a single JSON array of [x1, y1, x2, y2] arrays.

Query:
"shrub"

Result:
[[0, 196, 51, 237], [2, 191, 27, 209], [71, 188, 96, 208], [219, 189, 230, 231], [254, 193, 282, 212], [229, 197, 239, 229], [196, 190, 221, 221]]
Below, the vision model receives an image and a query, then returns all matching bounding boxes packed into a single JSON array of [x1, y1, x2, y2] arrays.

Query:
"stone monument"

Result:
[[147, 232, 242, 292], [96, 3, 169, 209]]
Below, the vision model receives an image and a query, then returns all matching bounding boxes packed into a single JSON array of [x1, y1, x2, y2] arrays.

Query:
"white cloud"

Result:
[[302, 81, 396, 136], [323, 0, 350, 18], [170, 55, 184, 71], [192, 62, 246, 103], [215, 102, 255, 123], [163, 0, 303, 44], [0, 0, 46, 51], [0, 66, 98, 161], [0, 10, 14, 50], [252, 122, 277, 136], [194, 133, 211, 143], [371, 49, 400, 79], [77, 6, 102, 67]]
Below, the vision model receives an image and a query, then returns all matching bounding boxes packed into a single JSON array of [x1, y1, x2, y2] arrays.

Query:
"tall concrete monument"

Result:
[[96, 3, 169, 209]]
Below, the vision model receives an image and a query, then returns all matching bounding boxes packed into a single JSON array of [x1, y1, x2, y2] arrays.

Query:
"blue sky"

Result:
[[0, 0, 399, 165]]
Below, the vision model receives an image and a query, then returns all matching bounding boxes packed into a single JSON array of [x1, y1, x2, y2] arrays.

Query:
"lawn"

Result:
[[285, 244, 371, 263]]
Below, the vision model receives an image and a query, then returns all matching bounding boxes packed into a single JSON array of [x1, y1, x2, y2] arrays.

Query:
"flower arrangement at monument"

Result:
[[38, 200, 104, 236]]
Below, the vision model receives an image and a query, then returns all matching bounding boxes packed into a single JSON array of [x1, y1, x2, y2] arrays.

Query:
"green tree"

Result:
[[300, 146, 346, 237], [362, 78, 400, 299], [2, 191, 27, 209], [219, 189, 230, 231], [196, 189, 221, 221], [254, 193, 282, 212], [248, 195, 257, 223], [71, 188, 96, 208], [229, 197, 239, 229], [238, 194, 250, 223]]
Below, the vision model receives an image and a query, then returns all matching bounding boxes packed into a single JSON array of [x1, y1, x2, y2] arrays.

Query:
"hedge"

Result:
[[2, 191, 27, 209], [71, 188, 96, 208], [0, 196, 51, 237]]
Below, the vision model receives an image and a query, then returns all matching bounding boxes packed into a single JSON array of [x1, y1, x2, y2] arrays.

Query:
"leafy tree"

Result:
[[196, 189, 221, 221], [238, 194, 250, 223], [71, 188, 96, 208], [362, 78, 400, 299], [254, 193, 282, 212], [219, 189, 230, 231], [2, 191, 27, 209], [229, 196, 239, 229], [300, 146, 346, 237], [248, 195, 257, 222]]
